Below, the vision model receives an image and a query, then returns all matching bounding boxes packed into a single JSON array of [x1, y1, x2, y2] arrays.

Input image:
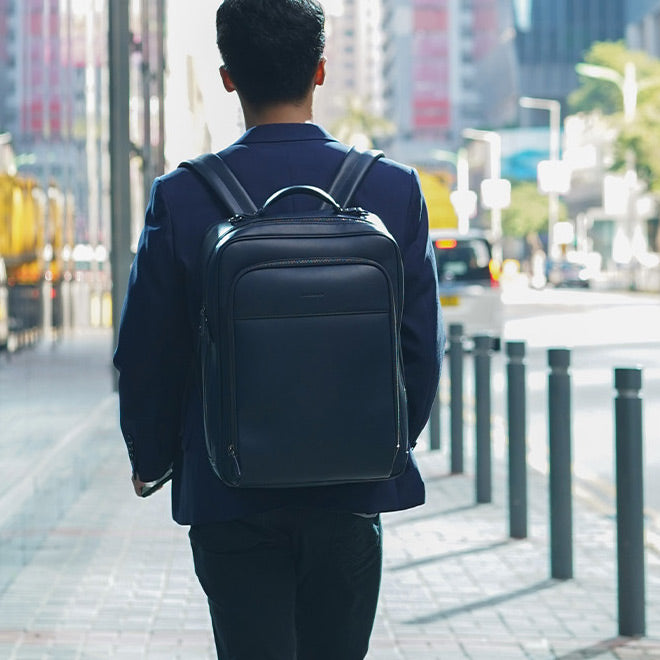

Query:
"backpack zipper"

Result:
[[229, 208, 369, 226], [228, 444, 242, 482]]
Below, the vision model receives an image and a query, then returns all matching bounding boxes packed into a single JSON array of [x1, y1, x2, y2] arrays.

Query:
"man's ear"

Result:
[[314, 58, 326, 87], [219, 65, 236, 93]]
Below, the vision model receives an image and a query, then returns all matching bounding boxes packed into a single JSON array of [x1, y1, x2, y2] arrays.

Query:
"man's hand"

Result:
[[132, 469, 171, 497], [132, 472, 147, 497]]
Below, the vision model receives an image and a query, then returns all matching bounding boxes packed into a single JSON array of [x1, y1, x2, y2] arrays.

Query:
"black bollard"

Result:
[[474, 335, 492, 504], [449, 323, 464, 474], [507, 341, 527, 539], [429, 387, 441, 451], [548, 348, 573, 580], [614, 367, 645, 637]]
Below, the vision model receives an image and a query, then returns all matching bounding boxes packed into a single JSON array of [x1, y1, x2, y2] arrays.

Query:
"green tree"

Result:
[[501, 180, 567, 239], [330, 97, 395, 148], [569, 40, 660, 192], [569, 41, 660, 115]]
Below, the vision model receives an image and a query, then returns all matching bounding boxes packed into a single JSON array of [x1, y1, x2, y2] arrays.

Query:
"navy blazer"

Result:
[[114, 123, 444, 524]]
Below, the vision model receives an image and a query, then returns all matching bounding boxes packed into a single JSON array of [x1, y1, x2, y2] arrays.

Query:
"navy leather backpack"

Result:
[[180, 149, 408, 488]]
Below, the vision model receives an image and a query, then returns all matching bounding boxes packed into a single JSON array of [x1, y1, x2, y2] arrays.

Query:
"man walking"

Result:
[[113, 1, 443, 657]]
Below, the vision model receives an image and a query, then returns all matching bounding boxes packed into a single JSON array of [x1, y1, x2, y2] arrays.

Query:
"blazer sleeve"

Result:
[[399, 169, 445, 444], [113, 178, 191, 482]]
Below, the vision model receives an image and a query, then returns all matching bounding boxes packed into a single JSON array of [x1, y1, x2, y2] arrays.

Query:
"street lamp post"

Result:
[[109, 0, 132, 388], [449, 148, 477, 234], [519, 97, 569, 259], [575, 62, 637, 124], [575, 61, 641, 288], [429, 149, 478, 234], [462, 128, 510, 261]]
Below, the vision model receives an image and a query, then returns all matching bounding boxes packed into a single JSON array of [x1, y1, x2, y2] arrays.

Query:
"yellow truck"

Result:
[[417, 168, 458, 230], [0, 170, 67, 348]]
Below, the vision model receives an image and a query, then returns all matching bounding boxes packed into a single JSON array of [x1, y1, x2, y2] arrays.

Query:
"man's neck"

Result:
[[241, 97, 314, 129]]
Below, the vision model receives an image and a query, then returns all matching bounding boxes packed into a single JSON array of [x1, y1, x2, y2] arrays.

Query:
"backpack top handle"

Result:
[[261, 185, 343, 213]]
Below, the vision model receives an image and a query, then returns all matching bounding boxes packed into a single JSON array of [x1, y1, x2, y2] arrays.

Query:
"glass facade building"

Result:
[[627, 0, 660, 25], [626, 0, 660, 57], [515, 0, 625, 112], [382, 0, 512, 154]]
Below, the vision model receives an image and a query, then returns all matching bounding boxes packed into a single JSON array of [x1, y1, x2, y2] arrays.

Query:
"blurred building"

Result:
[[514, 0, 626, 120], [314, 0, 385, 140], [473, 0, 519, 130], [0, 0, 14, 133], [381, 0, 458, 156], [378, 0, 517, 163], [626, 0, 660, 55], [163, 0, 253, 162], [0, 0, 167, 251], [127, 0, 166, 246], [0, 0, 108, 245]]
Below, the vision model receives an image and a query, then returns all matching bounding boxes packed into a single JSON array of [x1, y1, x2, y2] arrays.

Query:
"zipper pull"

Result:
[[343, 206, 369, 219], [229, 211, 260, 225], [228, 444, 242, 482]]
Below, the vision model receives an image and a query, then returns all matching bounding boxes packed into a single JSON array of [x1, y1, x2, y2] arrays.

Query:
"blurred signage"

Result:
[[537, 160, 571, 195], [480, 178, 511, 210], [450, 189, 478, 218], [412, 1, 450, 132], [602, 174, 629, 216]]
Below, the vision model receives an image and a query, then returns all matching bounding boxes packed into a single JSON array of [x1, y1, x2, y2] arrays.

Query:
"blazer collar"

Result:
[[234, 122, 337, 145]]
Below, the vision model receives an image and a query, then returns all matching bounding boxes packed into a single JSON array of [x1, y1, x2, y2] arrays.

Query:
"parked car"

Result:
[[430, 229, 503, 348], [546, 256, 592, 288]]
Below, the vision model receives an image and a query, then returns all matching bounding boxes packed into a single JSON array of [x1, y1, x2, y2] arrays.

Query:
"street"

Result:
[[505, 286, 660, 511], [445, 284, 660, 521]]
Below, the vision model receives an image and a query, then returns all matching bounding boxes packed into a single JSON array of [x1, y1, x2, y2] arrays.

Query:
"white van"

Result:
[[430, 229, 504, 347]]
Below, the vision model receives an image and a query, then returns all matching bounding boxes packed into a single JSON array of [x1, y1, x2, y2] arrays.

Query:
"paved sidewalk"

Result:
[[1, 333, 660, 658]]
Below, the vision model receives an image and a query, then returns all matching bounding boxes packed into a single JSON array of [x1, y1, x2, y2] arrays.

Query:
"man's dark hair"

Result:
[[216, 0, 325, 107]]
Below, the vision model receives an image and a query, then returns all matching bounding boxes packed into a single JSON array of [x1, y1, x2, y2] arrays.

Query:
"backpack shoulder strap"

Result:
[[179, 153, 258, 216], [325, 147, 384, 209]]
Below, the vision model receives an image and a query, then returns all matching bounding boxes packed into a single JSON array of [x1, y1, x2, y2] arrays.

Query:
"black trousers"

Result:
[[189, 507, 382, 660]]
